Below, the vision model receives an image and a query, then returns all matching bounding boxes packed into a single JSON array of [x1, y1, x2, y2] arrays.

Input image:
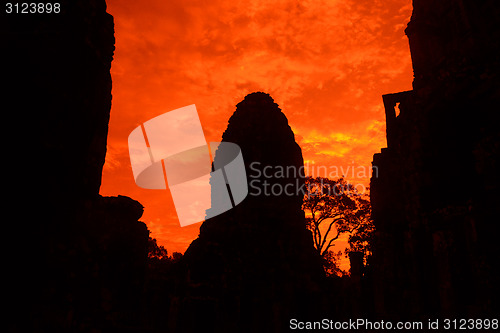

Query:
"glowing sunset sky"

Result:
[[100, 0, 414, 263]]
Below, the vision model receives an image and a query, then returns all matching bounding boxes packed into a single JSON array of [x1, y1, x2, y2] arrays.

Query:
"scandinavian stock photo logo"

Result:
[[128, 105, 248, 227]]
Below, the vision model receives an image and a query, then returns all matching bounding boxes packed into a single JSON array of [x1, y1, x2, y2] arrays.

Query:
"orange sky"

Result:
[[100, 0, 414, 269]]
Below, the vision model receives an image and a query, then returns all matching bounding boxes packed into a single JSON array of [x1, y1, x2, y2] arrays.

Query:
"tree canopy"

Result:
[[302, 176, 373, 273]]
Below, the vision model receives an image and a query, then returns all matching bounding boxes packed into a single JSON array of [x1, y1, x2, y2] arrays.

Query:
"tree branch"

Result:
[[321, 229, 341, 257]]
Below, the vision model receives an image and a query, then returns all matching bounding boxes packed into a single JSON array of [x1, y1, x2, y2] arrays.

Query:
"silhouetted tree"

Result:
[[322, 250, 348, 277], [170, 251, 183, 263], [346, 213, 375, 257], [144, 237, 184, 330], [148, 237, 169, 260], [302, 176, 373, 270], [147, 237, 184, 263]]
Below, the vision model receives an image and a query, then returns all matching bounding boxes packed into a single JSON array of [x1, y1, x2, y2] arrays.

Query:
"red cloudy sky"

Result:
[[101, 0, 413, 266]]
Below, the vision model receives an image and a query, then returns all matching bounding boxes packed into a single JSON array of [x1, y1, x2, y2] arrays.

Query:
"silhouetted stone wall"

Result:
[[371, 0, 500, 320], [4, 1, 150, 332]]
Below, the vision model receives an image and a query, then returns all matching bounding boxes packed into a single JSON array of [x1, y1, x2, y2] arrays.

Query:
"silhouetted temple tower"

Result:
[[176, 92, 325, 333], [370, 0, 500, 320]]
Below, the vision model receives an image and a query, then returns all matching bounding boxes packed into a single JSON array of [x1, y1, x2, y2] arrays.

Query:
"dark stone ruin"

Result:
[[5, 0, 500, 331], [370, 0, 500, 321], [4, 1, 149, 331], [174, 92, 325, 333]]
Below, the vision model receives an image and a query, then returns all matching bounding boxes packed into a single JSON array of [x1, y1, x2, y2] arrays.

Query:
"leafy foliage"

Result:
[[322, 250, 348, 277], [302, 176, 374, 275], [148, 237, 169, 260], [147, 237, 183, 263]]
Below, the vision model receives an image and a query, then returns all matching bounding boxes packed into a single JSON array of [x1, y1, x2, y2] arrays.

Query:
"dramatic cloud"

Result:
[[101, 0, 413, 259]]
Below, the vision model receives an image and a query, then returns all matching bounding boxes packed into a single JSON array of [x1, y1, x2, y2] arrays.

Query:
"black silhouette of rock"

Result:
[[4, 1, 150, 332], [175, 92, 325, 333], [370, 0, 500, 320]]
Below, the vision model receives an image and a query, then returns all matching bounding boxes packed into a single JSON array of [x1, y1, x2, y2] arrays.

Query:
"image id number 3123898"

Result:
[[442, 319, 498, 330], [5, 3, 60, 14]]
